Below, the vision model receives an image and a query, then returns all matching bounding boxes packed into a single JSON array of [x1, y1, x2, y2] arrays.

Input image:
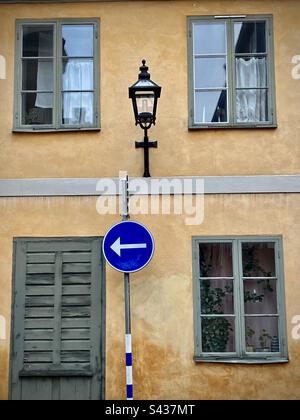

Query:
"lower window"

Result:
[[192, 236, 288, 363]]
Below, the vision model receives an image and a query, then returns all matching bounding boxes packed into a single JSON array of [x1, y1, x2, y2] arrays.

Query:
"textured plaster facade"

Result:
[[0, 194, 300, 400], [0, 0, 300, 400], [0, 1, 299, 178]]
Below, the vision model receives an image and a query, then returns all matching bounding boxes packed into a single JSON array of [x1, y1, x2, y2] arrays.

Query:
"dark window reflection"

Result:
[[22, 93, 53, 125], [242, 242, 275, 277], [199, 243, 233, 277], [22, 26, 53, 57], [234, 22, 266, 54], [22, 26, 54, 125], [195, 90, 227, 123]]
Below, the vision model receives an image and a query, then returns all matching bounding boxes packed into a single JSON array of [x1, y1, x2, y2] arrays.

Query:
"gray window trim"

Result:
[[188, 15, 277, 129], [192, 236, 288, 364], [14, 18, 100, 132]]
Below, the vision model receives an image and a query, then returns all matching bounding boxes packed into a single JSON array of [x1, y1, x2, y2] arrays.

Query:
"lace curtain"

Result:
[[62, 60, 93, 125], [236, 57, 267, 122]]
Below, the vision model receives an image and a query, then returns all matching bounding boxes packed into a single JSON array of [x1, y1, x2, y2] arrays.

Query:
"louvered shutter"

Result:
[[11, 238, 105, 400]]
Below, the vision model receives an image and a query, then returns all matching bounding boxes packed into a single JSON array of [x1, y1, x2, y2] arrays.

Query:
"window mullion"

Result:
[[55, 20, 61, 130], [275, 240, 288, 358], [227, 19, 235, 126], [16, 24, 22, 128], [267, 17, 274, 124], [235, 239, 245, 357]]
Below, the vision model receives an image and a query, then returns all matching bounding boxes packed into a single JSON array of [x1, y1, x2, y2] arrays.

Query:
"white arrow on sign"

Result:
[[111, 237, 147, 257]]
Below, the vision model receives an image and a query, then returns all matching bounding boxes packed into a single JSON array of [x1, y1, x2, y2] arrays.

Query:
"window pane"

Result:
[[195, 58, 227, 89], [242, 242, 275, 277], [62, 92, 94, 125], [245, 317, 279, 352], [201, 279, 234, 314], [244, 279, 277, 314], [202, 317, 235, 352], [199, 243, 232, 277], [62, 25, 94, 57], [22, 59, 53, 91], [234, 22, 266, 54], [23, 26, 53, 57], [236, 88, 268, 123], [22, 93, 53, 125], [194, 22, 226, 55], [195, 90, 227, 123], [62, 59, 94, 91], [236, 57, 267, 88]]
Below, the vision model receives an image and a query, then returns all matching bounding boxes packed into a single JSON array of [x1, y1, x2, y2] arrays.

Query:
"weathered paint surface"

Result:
[[0, 1, 299, 178], [0, 0, 300, 400], [0, 194, 299, 400]]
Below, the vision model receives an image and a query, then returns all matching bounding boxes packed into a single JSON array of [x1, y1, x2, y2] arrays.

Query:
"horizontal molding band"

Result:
[[0, 175, 299, 197], [0, 0, 156, 3]]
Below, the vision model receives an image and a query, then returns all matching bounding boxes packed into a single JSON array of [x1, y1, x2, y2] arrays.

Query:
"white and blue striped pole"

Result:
[[124, 270, 133, 400], [121, 174, 133, 400]]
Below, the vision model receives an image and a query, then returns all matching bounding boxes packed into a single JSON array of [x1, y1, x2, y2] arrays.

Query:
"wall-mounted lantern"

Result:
[[129, 60, 161, 177]]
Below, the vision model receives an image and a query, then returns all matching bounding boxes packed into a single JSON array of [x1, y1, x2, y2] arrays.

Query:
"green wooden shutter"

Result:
[[10, 238, 105, 400]]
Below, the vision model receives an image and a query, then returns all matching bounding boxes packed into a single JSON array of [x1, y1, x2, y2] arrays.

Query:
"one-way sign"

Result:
[[102, 221, 155, 273]]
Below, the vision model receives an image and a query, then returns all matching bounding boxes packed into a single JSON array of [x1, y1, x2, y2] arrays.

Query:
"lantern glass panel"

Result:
[[136, 91, 155, 116]]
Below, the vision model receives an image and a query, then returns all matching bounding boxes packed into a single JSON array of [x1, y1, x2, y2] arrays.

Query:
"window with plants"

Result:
[[193, 237, 288, 363]]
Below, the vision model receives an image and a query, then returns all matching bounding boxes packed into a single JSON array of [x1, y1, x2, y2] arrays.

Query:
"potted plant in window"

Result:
[[246, 326, 255, 352], [257, 329, 272, 352], [201, 281, 233, 353]]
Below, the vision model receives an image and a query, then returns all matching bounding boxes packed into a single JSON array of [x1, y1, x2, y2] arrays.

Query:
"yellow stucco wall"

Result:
[[0, 0, 300, 401], [0, 0, 299, 178], [0, 193, 300, 400]]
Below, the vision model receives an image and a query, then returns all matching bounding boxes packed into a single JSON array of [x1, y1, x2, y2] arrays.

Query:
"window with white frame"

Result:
[[188, 15, 276, 128], [14, 19, 99, 131], [192, 237, 288, 363]]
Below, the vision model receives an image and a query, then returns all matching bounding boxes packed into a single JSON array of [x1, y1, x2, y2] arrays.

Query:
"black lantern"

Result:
[[129, 60, 161, 177], [129, 60, 161, 129]]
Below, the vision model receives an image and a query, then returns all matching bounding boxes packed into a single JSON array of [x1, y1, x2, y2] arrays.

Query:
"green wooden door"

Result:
[[10, 237, 105, 400]]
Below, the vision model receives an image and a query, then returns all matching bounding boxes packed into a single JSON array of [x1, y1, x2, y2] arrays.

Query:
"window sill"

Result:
[[194, 356, 289, 365], [188, 124, 277, 130], [12, 127, 101, 133]]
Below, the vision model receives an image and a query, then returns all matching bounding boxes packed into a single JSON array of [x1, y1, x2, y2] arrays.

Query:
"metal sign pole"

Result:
[[121, 174, 133, 400]]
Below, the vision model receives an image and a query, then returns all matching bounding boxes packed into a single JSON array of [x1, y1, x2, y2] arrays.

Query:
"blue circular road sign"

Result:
[[102, 221, 155, 273]]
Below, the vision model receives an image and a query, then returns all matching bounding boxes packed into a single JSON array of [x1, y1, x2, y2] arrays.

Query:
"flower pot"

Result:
[[246, 345, 254, 352]]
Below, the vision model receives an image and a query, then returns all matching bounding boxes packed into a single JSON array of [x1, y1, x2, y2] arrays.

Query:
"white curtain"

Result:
[[62, 60, 93, 125], [236, 57, 267, 122]]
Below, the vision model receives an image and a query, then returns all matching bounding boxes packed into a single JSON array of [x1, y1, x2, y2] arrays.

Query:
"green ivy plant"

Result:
[[200, 247, 233, 353], [246, 326, 255, 347], [201, 279, 233, 353], [243, 244, 274, 303]]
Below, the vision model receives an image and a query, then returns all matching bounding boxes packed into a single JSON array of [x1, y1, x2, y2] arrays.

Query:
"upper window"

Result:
[[188, 16, 276, 128], [14, 19, 99, 131], [192, 237, 288, 363]]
